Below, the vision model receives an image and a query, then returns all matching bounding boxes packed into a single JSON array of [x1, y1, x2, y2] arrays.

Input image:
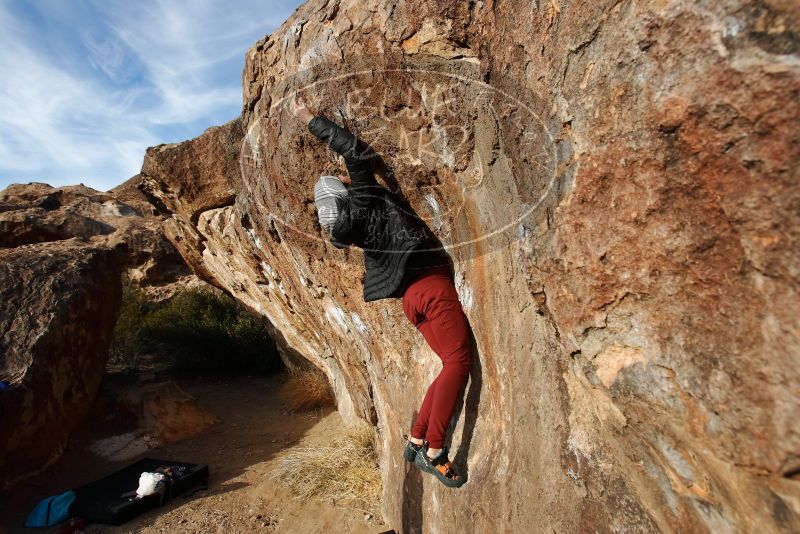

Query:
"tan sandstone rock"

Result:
[[139, 0, 800, 531]]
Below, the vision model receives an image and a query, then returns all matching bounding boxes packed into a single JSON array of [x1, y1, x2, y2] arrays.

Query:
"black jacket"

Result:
[[308, 116, 448, 302]]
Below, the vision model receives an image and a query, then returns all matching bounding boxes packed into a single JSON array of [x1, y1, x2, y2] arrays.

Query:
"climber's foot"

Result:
[[403, 434, 424, 462], [413, 445, 465, 488]]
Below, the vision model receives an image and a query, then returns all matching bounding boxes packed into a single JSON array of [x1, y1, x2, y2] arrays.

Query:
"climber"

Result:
[[290, 96, 471, 488]]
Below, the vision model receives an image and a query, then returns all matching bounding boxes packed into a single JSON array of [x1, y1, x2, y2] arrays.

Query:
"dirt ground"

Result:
[[0, 374, 390, 533]]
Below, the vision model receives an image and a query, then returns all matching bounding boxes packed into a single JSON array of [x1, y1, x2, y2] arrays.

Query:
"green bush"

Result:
[[109, 282, 282, 375], [108, 282, 151, 372]]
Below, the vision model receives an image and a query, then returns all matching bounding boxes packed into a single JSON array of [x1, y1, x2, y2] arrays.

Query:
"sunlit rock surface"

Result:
[[139, 0, 800, 531]]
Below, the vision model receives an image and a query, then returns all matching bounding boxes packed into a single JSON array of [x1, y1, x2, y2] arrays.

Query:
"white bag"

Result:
[[135, 472, 167, 498]]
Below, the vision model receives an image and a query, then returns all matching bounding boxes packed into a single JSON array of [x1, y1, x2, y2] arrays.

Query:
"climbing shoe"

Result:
[[413, 445, 465, 488], [403, 434, 424, 463]]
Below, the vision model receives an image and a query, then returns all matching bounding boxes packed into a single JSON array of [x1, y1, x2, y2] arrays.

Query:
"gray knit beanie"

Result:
[[313, 175, 349, 233]]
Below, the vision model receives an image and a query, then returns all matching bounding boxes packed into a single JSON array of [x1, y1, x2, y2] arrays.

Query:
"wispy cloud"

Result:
[[0, 0, 301, 190]]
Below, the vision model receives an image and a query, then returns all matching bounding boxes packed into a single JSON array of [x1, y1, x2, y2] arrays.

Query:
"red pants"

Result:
[[402, 266, 472, 449]]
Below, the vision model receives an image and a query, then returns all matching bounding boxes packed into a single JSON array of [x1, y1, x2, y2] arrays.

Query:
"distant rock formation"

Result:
[[0, 180, 192, 486], [117, 0, 800, 531], [110, 176, 200, 299]]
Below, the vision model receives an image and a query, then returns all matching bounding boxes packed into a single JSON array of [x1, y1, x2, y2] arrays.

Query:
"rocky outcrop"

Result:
[[109, 176, 199, 298], [140, 0, 800, 531], [0, 181, 193, 486], [0, 240, 123, 487], [139, 119, 243, 287], [0, 181, 191, 291]]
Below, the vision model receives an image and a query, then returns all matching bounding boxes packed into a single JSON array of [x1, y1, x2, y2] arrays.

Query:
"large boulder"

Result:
[[0, 181, 193, 486], [0, 240, 123, 487], [140, 0, 800, 531], [0, 183, 117, 247], [108, 176, 197, 295]]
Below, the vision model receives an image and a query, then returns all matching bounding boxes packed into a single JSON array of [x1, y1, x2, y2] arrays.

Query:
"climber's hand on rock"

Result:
[[290, 95, 314, 124], [289, 95, 305, 116]]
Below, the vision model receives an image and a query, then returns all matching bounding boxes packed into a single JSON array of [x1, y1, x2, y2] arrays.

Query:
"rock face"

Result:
[[109, 176, 198, 298], [140, 0, 800, 531], [0, 240, 123, 487], [0, 181, 192, 292], [0, 182, 191, 486], [139, 119, 244, 288]]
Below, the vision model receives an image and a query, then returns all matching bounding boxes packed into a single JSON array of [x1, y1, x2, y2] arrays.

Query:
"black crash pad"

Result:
[[69, 458, 208, 525]]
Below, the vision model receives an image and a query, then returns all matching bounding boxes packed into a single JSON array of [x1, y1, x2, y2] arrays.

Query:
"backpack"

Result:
[[24, 490, 76, 527]]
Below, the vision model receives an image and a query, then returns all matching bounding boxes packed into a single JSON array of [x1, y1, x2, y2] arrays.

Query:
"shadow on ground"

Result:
[[0, 373, 320, 533]]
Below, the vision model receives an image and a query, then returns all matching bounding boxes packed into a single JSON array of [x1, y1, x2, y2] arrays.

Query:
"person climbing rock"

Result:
[[290, 96, 471, 488]]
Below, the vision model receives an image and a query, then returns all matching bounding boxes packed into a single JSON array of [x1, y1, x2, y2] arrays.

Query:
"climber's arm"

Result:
[[289, 95, 377, 190], [306, 116, 377, 190]]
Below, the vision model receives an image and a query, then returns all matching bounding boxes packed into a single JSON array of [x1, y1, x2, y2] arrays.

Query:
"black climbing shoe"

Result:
[[403, 434, 424, 463], [413, 445, 465, 488]]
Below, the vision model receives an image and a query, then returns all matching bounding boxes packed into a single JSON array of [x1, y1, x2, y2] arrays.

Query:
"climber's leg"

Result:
[[402, 266, 471, 452], [402, 268, 471, 486], [403, 268, 471, 452], [417, 303, 471, 451], [410, 374, 441, 442], [402, 266, 451, 444]]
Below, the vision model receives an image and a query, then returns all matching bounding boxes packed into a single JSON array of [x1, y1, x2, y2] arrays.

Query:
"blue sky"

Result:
[[0, 0, 303, 191]]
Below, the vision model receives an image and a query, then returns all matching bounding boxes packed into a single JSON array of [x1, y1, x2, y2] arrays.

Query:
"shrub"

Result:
[[109, 282, 281, 375], [108, 281, 152, 372], [271, 424, 381, 514], [279, 367, 335, 412]]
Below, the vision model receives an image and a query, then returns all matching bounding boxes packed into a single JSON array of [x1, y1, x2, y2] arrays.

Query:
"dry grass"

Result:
[[280, 367, 335, 412], [270, 424, 381, 514]]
